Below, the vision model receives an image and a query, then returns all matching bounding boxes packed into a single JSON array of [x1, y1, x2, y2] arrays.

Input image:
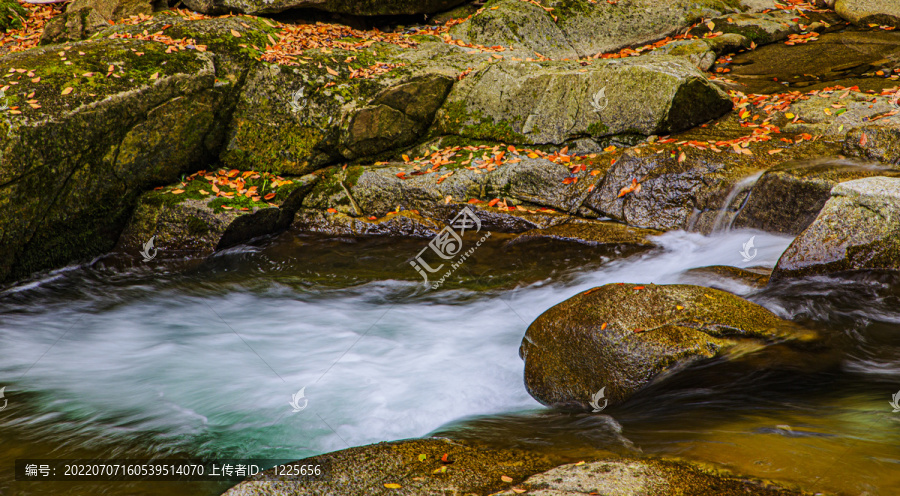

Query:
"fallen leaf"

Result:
[[601, 322, 608, 330], [444, 195, 452, 204], [441, 453, 450, 463], [633, 286, 645, 290], [264, 193, 276, 200], [677, 151, 686, 163], [61, 87, 73, 95], [501, 476, 513, 483], [326, 66, 339, 76], [171, 189, 185, 194], [488, 198, 500, 207], [676, 305, 684, 310], [383, 483, 401, 489], [860, 133, 868, 146], [402, 154, 410, 162], [418, 454, 427, 462], [230, 29, 242, 37], [327, 208, 338, 213]]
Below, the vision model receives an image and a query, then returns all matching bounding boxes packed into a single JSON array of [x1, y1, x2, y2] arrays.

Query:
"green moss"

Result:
[[587, 121, 610, 137], [0, 0, 25, 32], [436, 100, 530, 143], [186, 215, 210, 235], [222, 118, 324, 175]]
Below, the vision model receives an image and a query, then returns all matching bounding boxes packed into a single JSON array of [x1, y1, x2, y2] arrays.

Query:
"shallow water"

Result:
[[1, 229, 899, 495]]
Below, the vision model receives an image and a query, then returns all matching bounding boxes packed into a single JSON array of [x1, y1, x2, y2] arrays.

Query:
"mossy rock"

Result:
[[493, 457, 816, 496], [771, 176, 900, 281], [117, 173, 319, 259], [223, 437, 563, 496], [433, 57, 732, 146], [0, 0, 27, 33], [836, 0, 900, 28], [293, 209, 445, 238], [0, 37, 228, 283], [520, 283, 819, 410], [182, 0, 468, 16], [508, 219, 659, 249]]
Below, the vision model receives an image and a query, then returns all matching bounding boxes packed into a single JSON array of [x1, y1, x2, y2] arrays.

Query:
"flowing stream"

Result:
[[1, 229, 899, 495]]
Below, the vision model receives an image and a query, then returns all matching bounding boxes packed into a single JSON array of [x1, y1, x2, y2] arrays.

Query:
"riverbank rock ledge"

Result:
[[182, 0, 468, 16], [835, 0, 900, 28], [223, 438, 812, 496], [771, 176, 900, 281], [520, 283, 818, 410]]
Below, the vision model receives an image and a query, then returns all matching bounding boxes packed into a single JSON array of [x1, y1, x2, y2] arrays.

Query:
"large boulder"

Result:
[[450, 0, 741, 59], [835, 0, 900, 28], [771, 176, 900, 281], [223, 437, 809, 496], [223, 438, 563, 496], [732, 158, 900, 235], [182, 0, 468, 16], [433, 57, 733, 145], [519, 283, 818, 410], [0, 38, 231, 283]]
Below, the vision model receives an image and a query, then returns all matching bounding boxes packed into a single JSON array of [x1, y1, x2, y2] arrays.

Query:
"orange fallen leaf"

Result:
[[441, 453, 450, 463], [264, 192, 276, 200], [467, 198, 482, 204], [633, 286, 645, 290], [677, 151, 686, 163], [326, 66, 339, 76], [501, 476, 513, 483], [488, 198, 500, 207], [444, 195, 452, 204], [230, 29, 242, 37], [860, 133, 868, 146], [171, 189, 185, 194], [61, 87, 73, 95], [617, 178, 639, 198], [327, 208, 338, 213], [384, 483, 401, 489], [601, 322, 608, 330]]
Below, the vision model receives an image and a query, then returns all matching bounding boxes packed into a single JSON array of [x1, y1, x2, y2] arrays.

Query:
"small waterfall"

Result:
[[710, 171, 764, 233]]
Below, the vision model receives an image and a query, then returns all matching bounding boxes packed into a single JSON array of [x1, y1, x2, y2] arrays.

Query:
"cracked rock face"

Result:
[[772, 176, 900, 281]]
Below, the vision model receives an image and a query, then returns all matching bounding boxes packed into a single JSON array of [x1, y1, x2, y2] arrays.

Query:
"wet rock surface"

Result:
[[772, 176, 900, 280], [519, 283, 818, 410]]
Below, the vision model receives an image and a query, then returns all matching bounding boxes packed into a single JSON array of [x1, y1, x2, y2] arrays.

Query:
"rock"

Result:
[[690, 11, 802, 45], [492, 457, 811, 496], [41, 0, 154, 44], [682, 265, 772, 291], [732, 158, 900, 235], [836, 0, 900, 28], [771, 176, 900, 280], [647, 39, 717, 71], [0, 38, 230, 283], [508, 220, 659, 249], [223, 438, 563, 496], [222, 55, 455, 175], [519, 283, 818, 410], [451, 0, 742, 59], [304, 156, 604, 218], [448, 0, 579, 60], [0, 0, 27, 33], [844, 124, 900, 165], [292, 209, 445, 238], [117, 174, 318, 259], [182, 0, 467, 16], [433, 57, 732, 145]]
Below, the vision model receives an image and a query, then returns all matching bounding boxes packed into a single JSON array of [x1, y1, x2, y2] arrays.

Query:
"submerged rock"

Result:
[[519, 283, 818, 410], [223, 438, 812, 496], [771, 176, 900, 280], [223, 438, 563, 496]]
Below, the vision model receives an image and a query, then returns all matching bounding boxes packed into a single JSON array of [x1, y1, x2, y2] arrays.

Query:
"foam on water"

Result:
[[0, 230, 795, 459]]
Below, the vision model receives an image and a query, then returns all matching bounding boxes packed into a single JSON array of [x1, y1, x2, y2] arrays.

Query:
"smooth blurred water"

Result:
[[2, 228, 899, 495]]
